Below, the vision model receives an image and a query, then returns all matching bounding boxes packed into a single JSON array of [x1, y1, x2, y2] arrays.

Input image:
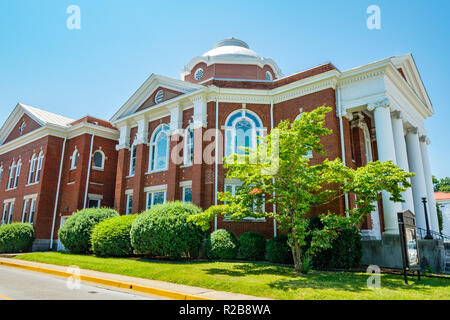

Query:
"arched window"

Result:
[[149, 124, 170, 172], [7, 161, 16, 189], [184, 126, 194, 166], [35, 152, 44, 183], [92, 150, 105, 169], [265, 71, 273, 81], [14, 159, 21, 188], [295, 113, 313, 158], [70, 150, 79, 169], [224, 110, 264, 157], [28, 154, 37, 184], [0, 166, 3, 182], [129, 143, 137, 177]]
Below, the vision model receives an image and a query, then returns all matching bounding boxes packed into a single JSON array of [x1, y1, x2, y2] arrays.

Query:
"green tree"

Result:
[[433, 175, 450, 193], [188, 106, 414, 273]]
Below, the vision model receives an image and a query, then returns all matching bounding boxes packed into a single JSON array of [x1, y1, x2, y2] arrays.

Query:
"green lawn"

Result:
[[14, 252, 450, 300]]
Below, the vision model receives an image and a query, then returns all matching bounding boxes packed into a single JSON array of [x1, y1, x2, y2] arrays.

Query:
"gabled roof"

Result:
[[390, 54, 434, 114], [0, 103, 75, 145], [110, 73, 204, 123]]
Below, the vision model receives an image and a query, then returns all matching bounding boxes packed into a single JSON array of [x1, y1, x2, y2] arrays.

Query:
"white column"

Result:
[[369, 99, 402, 234], [419, 135, 439, 233], [391, 111, 415, 212], [191, 95, 208, 129], [116, 123, 130, 150], [134, 116, 148, 145], [168, 103, 183, 135], [405, 128, 428, 231]]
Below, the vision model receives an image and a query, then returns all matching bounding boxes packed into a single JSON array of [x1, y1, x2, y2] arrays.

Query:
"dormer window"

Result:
[[154, 90, 164, 104], [19, 121, 26, 134], [265, 71, 273, 81], [194, 68, 204, 81]]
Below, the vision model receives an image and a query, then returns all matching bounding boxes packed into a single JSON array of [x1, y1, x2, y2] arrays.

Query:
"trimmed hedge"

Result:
[[58, 208, 119, 254], [238, 232, 266, 261], [0, 223, 35, 253], [206, 229, 239, 260], [266, 234, 293, 264], [130, 201, 204, 259], [91, 214, 137, 257], [305, 217, 362, 269]]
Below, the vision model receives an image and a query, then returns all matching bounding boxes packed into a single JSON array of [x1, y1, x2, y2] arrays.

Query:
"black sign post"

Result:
[[397, 210, 421, 285]]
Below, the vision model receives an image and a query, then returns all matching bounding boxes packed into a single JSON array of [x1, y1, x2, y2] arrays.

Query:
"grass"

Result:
[[14, 252, 450, 300]]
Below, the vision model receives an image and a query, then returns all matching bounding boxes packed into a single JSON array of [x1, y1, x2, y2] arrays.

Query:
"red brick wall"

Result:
[[3, 113, 42, 144]]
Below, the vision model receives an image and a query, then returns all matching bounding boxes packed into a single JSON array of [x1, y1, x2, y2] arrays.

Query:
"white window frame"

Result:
[[28, 154, 37, 184], [13, 160, 21, 188], [87, 194, 102, 208], [7, 202, 14, 224], [224, 109, 264, 158], [148, 124, 170, 173], [7, 161, 16, 190], [180, 181, 193, 203], [144, 185, 167, 210], [183, 125, 194, 166], [70, 150, 79, 170], [92, 150, 105, 170], [125, 191, 133, 215], [22, 199, 29, 223], [129, 143, 137, 177], [265, 71, 273, 81], [0, 166, 3, 182], [1, 203, 8, 225], [154, 90, 164, 104], [35, 152, 44, 183], [28, 198, 36, 224], [194, 68, 204, 81]]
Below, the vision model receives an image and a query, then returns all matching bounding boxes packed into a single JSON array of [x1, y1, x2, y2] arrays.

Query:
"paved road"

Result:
[[0, 265, 166, 300]]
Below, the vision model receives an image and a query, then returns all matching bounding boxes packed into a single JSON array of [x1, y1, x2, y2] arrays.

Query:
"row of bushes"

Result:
[[0, 223, 35, 253], [58, 202, 361, 269]]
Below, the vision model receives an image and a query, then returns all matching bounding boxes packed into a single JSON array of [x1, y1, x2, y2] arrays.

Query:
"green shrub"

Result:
[[305, 217, 362, 269], [206, 229, 239, 260], [0, 223, 35, 253], [130, 201, 204, 259], [238, 232, 266, 261], [266, 234, 293, 264], [58, 208, 119, 254], [91, 214, 137, 257]]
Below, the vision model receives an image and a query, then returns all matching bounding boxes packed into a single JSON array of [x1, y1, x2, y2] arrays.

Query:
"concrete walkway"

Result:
[[0, 257, 267, 300]]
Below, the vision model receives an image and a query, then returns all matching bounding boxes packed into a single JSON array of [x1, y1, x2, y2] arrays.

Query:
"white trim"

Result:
[[125, 189, 134, 195], [144, 184, 167, 193], [92, 149, 105, 170], [23, 193, 38, 200], [179, 180, 192, 188], [3, 198, 15, 204], [88, 193, 103, 200], [148, 124, 170, 172]]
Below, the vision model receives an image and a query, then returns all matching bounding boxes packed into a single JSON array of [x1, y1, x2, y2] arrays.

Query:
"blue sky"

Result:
[[0, 0, 449, 177]]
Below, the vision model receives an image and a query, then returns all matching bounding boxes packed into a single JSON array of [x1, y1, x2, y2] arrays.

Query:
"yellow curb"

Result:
[[0, 260, 210, 300]]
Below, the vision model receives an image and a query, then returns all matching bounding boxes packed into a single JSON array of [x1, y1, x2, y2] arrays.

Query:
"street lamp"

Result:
[[421, 196, 433, 239]]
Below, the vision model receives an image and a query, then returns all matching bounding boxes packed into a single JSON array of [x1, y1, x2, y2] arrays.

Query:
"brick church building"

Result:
[[0, 38, 439, 255]]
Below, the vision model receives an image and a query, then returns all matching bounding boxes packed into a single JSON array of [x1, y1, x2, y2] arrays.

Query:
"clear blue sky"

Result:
[[0, 0, 449, 177]]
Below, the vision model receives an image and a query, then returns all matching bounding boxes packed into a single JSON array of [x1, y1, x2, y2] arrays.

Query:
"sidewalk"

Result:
[[0, 257, 268, 300]]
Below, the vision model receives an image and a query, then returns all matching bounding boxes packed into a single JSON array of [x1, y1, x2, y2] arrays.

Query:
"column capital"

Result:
[[391, 110, 403, 120], [134, 116, 149, 145], [116, 124, 131, 150], [406, 127, 419, 135], [419, 135, 430, 145], [367, 98, 390, 112]]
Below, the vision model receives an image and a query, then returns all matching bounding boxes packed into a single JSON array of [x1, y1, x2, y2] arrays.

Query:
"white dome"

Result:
[[202, 38, 261, 60], [182, 38, 283, 79]]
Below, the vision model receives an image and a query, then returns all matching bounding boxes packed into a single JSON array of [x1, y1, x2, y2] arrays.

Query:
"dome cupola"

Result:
[[182, 38, 282, 82]]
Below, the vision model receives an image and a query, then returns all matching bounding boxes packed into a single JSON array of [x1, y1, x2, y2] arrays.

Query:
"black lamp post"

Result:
[[421, 196, 433, 239]]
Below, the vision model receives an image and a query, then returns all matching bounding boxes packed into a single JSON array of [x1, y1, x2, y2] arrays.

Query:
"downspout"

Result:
[[49, 136, 67, 250], [83, 134, 95, 209], [270, 100, 277, 237], [214, 99, 219, 231], [336, 86, 349, 215]]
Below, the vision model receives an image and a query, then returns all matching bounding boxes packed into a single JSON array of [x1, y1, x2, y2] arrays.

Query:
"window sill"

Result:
[[180, 164, 192, 168], [126, 175, 135, 179], [6, 187, 17, 191], [223, 218, 266, 223], [70, 167, 77, 171], [26, 182, 40, 187], [92, 167, 104, 171], [145, 168, 168, 175]]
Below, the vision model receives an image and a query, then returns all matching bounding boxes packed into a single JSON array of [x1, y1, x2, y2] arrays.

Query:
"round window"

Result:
[[154, 90, 164, 104], [194, 68, 204, 81]]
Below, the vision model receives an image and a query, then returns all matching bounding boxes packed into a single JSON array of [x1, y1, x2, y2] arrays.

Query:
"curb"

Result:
[[0, 259, 210, 300]]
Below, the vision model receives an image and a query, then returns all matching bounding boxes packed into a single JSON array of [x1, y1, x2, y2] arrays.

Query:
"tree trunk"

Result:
[[291, 235, 303, 273]]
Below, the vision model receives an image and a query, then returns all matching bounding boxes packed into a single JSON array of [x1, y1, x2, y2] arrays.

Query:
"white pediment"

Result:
[[110, 74, 204, 122]]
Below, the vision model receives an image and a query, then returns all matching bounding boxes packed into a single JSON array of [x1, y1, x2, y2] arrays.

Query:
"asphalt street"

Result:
[[0, 265, 166, 300]]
